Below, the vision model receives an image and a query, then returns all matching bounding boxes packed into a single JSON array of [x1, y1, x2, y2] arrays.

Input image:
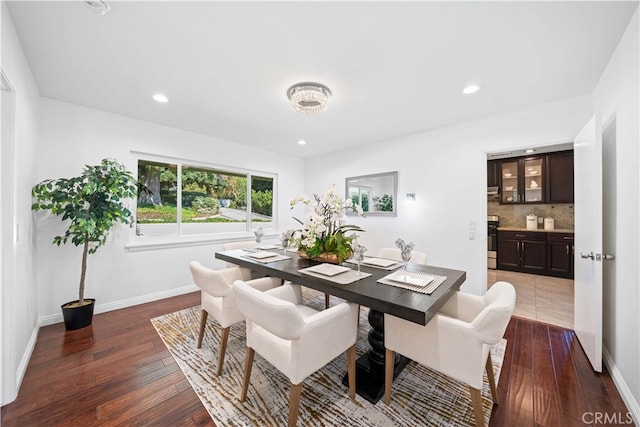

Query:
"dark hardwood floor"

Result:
[[1, 292, 631, 426]]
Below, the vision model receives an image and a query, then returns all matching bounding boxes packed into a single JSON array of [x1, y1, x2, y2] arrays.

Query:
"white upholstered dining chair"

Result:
[[377, 247, 428, 264], [188, 261, 281, 376], [233, 281, 359, 427], [383, 281, 516, 427]]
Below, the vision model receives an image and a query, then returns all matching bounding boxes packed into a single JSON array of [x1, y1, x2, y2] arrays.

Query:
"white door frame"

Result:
[[1, 68, 17, 404]]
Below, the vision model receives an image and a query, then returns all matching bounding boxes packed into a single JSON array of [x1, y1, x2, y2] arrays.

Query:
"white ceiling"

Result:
[[6, 1, 638, 158]]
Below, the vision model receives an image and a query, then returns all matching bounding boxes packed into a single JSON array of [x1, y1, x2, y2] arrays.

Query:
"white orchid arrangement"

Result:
[[290, 188, 364, 263]]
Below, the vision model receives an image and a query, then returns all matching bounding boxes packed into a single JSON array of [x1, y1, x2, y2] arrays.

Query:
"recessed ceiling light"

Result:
[[152, 93, 169, 103], [297, 139, 307, 145], [525, 149, 536, 153], [462, 84, 481, 95], [84, 1, 110, 15]]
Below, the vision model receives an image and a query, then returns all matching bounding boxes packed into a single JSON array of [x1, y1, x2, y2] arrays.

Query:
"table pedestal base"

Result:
[[342, 308, 410, 404], [342, 352, 409, 404]]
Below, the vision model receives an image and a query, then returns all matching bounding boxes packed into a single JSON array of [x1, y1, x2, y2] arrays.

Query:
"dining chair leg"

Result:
[[216, 326, 230, 376], [384, 348, 394, 405], [324, 293, 330, 309], [346, 345, 356, 399], [197, 310, 209, 349], [485, 353, 498, 404], [469, 386, 485, 427], [288, 382, 302, 427], [239, 347, 255, 402]]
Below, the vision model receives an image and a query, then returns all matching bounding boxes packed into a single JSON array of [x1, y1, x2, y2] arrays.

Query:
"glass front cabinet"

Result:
[[500, 157, 544, 204]]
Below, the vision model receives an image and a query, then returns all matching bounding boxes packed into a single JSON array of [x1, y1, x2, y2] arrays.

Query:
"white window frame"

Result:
[[126, 151, 278, 251]]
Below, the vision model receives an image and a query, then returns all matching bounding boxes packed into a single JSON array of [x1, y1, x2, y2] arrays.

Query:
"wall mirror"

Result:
[[345, 171, 397, 217]]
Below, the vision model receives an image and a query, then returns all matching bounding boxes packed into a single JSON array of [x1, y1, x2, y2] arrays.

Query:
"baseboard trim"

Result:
[[603, 346, 640, 425], [38, 284, 199, 327], [6, 323, 40, 406]]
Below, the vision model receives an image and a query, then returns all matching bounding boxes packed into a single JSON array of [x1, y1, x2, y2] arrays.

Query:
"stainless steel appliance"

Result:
[[488, 215, 499, 269]]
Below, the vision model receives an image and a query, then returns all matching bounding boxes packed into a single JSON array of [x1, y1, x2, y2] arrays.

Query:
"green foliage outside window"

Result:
[[373, 194, 393, 212], [136, 160, 273, 225]]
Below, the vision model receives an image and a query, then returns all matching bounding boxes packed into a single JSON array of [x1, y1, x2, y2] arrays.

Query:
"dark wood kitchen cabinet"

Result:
[[546, 150, 574, 203], [497, 230, 575, 278], [547, 232, 575, 278], [487, 160, 500, 187], [498, 150, 573, 205], [497, 230, 546, 274], [500, 156, 545, 204]]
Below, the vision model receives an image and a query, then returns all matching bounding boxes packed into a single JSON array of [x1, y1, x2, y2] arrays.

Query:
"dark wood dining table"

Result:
[[215, 249, 466, 403]]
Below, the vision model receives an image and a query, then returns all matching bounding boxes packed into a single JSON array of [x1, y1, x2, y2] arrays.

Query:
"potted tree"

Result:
[[31, 158, 137, 330]]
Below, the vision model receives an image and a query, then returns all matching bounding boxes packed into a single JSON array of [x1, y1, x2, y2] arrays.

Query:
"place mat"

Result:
[[299, 266, 372, 284], [245, 250, 280, 259], [242, 253, 290, 263], [304, 263, 351, 277], [347, 257, 403, 270], [378, 270, 447, 295], [151, 288, 506, 427], [257, 244, 281, 250]]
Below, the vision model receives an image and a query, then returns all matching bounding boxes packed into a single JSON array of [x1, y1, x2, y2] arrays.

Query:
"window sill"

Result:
[[125, 232, 279, 252]]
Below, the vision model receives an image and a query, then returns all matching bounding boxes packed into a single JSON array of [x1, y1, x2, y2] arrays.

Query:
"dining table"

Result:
[[215, 248, 466, 403]]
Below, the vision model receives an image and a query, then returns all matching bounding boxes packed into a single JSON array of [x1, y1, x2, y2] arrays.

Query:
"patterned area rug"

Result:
[[151, 289, 506, 426]]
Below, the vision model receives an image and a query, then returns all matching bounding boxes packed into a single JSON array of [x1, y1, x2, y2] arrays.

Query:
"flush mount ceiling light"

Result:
[[525, 149, 536, 153], [152, 93, 169, 103], [462, 83, 481, 95], [286, 82, 332, 115], [84, 0, 110, 15], [297, 139, 307, 145]]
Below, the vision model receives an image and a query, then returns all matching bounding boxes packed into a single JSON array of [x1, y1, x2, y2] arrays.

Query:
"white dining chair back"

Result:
[[377, 247, 428, 265], [234, 281, 359, 427], [222, 240, 260, 270], [383, 281, 516, 427], [188, 261, 281, 376]]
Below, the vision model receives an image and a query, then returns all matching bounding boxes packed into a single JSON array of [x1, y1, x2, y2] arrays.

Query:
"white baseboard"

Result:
[[5, 323, 40, 406], [16, 325, 39, 389], [38, 284, 199, 327], [603, 346, 640, 425]]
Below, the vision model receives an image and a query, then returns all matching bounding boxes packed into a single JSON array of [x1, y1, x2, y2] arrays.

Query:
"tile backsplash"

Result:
[[488, 199, 574, 229]]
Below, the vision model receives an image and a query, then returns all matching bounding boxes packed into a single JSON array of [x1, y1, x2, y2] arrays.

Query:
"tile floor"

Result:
[[488, 269, 574, 329]]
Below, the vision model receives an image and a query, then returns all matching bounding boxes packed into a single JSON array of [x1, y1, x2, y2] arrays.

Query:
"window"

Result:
[[134, 155, 275, 244], [348, 185, 371, 212]]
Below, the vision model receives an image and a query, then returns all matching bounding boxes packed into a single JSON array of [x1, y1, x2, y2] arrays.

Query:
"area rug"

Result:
[[151, 289, 506, 426]]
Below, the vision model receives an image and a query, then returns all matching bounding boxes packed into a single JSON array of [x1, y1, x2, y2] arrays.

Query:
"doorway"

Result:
[[486, 146, 575, 329]]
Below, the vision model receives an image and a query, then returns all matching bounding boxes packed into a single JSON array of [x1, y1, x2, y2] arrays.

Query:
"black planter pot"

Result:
[[61, 299, 95, 331]]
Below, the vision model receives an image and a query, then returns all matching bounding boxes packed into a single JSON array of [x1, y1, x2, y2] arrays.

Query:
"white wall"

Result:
[[593, 8, 640, 418], [306, 95, 592, 296], [34, 98, 306, 322], [1, 2, 40, 405]]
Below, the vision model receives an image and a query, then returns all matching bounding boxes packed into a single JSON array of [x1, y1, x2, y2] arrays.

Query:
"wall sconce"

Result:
[[406, 193, 416, 201]]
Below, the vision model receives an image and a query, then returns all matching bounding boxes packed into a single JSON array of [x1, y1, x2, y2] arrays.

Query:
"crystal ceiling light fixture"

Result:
[[286, 82, 332, 115]]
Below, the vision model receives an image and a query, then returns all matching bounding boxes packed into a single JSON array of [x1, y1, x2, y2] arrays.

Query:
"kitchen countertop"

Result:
[[497, 227, 574, 234]]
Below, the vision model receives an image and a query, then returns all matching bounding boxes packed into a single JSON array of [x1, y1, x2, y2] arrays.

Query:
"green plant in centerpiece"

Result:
[[290, 188, 364, 263], [31, 159, 138, 310]]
